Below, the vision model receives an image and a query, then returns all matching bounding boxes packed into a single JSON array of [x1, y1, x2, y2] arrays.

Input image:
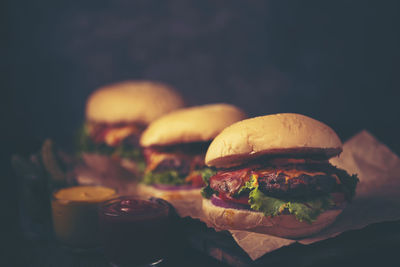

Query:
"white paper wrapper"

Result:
[[207, 130, 400, 260], [136, 183, 203, 219]]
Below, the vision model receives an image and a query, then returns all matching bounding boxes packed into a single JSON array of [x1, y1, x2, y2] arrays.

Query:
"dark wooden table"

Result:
[[185, 218, 400, 267], [12, 232, 228, 267], [9, 217, 400, 267], [4, 160, 400, 267]]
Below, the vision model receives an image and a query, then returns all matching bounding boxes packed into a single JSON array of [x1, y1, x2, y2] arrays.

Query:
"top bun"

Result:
[[140, 104, 246, 147], [205, 113, 342, 168], [86, 81, 184, 124]]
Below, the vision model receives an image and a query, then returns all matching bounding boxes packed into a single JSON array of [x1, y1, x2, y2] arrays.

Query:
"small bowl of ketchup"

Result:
[[99, 196, 173, 266]]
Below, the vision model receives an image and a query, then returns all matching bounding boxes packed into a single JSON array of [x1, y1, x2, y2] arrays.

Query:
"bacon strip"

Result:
[[88, 122, 143, 146], [143, 148, 205, 174], [209, 168, 252, 197]]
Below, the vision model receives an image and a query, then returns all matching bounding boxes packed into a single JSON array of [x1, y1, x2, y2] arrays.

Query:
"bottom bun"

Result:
[[202, 199, 344, 238], [137, 184, 203, 219]]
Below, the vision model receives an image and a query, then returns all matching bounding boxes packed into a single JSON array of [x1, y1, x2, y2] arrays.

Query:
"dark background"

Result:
[[2, 0, 400, 266]]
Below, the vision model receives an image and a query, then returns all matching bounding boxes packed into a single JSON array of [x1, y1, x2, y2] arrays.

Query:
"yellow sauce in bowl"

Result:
[[52, 186, 116, 248], [54, 186, 116, 202]]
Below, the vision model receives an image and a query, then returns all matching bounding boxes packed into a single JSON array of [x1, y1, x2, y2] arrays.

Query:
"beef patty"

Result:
[[257, 171, 338, 198], [209, 163, 342, 199]]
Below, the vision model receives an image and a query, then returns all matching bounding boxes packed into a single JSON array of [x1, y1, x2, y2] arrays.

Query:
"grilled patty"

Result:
[[152, 157, 191, 175], [209, 163, 342, 199], [257, 172, 337, 198], [144, 146, 206, 176]]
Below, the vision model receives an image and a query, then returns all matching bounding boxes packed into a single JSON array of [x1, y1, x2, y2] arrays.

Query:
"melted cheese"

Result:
[[251, 174, 259, 187], [104, 126, 139, 146], [277, 169, 327, 183]]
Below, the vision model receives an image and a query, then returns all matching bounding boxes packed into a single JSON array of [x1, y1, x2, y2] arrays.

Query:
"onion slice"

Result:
[[211, 196, 251, 210]]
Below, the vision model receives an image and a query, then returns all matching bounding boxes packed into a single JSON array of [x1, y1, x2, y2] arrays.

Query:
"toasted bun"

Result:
[[202, 199, 343, 238], [137, 184, 203, 218], [86, 81, 184, 124], [140, 104, 246, 147], [205, 113, 342, 168]]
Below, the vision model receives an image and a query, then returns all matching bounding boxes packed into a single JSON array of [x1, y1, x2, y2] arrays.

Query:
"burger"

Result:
[[201, 113, 359, 238], [77, 81, 184, 176], [137, 104, 246, 217]]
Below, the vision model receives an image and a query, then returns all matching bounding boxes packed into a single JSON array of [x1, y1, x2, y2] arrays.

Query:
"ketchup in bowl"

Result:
[[99, 196, 172, 266]]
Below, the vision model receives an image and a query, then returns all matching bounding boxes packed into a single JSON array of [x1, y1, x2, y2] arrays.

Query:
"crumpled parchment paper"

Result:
[[216, 130, 400, 260]]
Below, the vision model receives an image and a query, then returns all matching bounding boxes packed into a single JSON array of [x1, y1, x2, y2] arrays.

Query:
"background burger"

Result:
[[77, 80, 184, 177], [202, 113, 359, 238], [138, 104, 246, 217]]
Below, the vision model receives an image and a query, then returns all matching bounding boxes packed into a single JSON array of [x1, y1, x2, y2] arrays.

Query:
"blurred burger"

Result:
[[202, 113, 358, 238], [137, 104, 246, 217], [77, 81, 184, 177]]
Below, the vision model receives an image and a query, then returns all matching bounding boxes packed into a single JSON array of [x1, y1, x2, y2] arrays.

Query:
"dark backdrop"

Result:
[[2, 0, 400, 264], [4, 0, 400, 151]]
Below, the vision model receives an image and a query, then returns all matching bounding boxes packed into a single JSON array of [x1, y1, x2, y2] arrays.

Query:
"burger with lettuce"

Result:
[[137, 104, 246, 217], [78, 80, 184, 176], [202, 113, 358, 238]]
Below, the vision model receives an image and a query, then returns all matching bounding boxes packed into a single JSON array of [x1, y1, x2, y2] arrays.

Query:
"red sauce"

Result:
[[99, 197, 172, 266]]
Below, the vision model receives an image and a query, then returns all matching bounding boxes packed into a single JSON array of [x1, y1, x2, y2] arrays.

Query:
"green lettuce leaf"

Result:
[[333, 167, 359, 201], [76, 123, 145, 168], [112, 145, 146, 173], [200, 168, 217, 198], [76, 124, 114, 155], [198, 167, 217, 184], [236, 174, 258, 196], [248, 188, 335, 223], [143, 167, 216, 187], [201, 186, 216, 199]]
